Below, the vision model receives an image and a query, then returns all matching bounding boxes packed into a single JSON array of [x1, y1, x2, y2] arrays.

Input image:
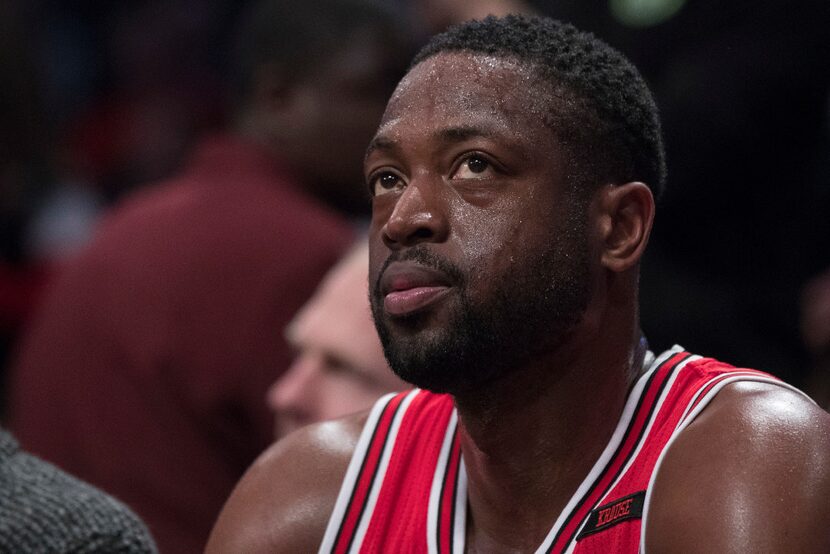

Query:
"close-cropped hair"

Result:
[[412, 15, 666, 198]]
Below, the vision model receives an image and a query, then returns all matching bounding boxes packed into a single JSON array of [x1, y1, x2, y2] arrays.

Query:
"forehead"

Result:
[[377, 52, 551, 140], [286, 248, 383, 362], [288, 253, 370, 341]]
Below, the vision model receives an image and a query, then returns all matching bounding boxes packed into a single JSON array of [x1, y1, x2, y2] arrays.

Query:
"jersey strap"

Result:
[[319, 389, 419, 554], [637, 367, 815, 552], [427, 410, 466, 554], [570, 358, 812, 553], [536, 348, 695, 553]]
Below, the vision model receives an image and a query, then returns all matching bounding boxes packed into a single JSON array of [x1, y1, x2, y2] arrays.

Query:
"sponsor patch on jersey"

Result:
[[576, 491, 646, 540]]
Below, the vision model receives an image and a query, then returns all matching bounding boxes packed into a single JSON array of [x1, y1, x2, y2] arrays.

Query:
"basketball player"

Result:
[[207, 15, 830, 553]]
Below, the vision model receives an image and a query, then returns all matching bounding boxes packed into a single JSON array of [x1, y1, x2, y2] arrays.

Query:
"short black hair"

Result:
[[412, 15, 666, 198], [231, 0, 404, 104]]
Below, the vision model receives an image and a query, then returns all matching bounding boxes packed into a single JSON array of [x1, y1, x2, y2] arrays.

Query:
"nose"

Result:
[[267, 355, 321, 420], [381, 176, 449, 249]]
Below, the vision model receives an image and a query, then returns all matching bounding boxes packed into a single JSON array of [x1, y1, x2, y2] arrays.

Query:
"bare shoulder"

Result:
[[647, 380, 830, 553], [206, 412, 367, 554]]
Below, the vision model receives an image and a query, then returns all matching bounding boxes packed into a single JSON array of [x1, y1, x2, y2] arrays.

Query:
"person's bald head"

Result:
[[267, 241, 406, 439]]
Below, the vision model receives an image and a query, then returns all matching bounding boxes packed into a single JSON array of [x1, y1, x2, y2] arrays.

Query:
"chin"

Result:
[[383, 340, 505, 396]]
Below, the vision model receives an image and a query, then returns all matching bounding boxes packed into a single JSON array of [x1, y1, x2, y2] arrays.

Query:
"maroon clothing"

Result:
[[9, 135, 354, 553]]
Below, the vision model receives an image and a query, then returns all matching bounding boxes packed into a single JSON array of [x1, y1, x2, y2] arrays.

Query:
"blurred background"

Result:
[[1, 0, 828, 416], [0, 0, 830, 552]]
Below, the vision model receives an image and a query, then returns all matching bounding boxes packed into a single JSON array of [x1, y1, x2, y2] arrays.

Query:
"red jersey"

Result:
[[319, 347, 811, 553]]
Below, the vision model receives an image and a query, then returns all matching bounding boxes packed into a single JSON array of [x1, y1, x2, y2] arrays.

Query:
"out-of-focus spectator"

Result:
[[16, 1, 241, 268], [0, 425, 158, 553], [7, 1, 410, 552], [1, 1, 245, 390], [267, 241, 406, 440]]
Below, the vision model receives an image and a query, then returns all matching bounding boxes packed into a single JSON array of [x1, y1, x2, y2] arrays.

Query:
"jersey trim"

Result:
[[319, 389, 419, 554], [428, 410, 463, 554], [581, 354, 701, 517], [453, 459, 469, 553], [318, 392, 394, 554], [539, 348, 693, 553]]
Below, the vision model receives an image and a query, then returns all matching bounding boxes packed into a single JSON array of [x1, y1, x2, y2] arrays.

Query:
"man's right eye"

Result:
[[371, 172, 404, 196]]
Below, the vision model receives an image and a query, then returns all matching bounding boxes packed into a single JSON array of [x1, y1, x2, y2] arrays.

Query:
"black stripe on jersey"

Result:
[[436, 420, 458, 554], [343, 395, 408, 553], [449, 439, 461, 554], [330, 397, 390, 552], [334, 394, 404, 553], [546, 352, 692, 552]]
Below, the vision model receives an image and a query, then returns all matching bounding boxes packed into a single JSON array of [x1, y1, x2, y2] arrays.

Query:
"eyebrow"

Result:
[[365, 135, 397, 158], [365, 124, 502, 158]]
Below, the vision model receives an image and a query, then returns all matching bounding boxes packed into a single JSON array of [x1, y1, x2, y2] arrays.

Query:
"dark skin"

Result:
[[207, 52, 830, 553]]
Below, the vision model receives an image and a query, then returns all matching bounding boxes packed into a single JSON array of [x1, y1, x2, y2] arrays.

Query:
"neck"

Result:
[[455, 303, 646, 551]]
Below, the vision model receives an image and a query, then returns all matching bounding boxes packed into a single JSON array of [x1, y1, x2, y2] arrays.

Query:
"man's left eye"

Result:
[[451, 155, 492, 179]]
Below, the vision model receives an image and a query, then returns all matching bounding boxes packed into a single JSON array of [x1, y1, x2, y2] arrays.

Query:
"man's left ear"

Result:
[[595, 182, 655, 272]]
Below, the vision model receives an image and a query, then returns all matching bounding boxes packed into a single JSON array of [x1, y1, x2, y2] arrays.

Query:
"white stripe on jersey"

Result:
[[350, 389, 419, 552], [534, 346, 680, 554], [427, 410, 458, 554]]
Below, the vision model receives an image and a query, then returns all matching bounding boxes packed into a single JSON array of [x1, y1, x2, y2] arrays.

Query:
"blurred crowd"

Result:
[[0, 0, 828, 551]]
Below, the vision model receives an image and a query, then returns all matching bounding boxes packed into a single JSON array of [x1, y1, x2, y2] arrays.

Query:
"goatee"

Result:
[[370, 210, 590, 395]]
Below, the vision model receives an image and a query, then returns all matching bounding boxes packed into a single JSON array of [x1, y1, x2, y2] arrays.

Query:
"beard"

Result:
[[370, 202, 590, 396]]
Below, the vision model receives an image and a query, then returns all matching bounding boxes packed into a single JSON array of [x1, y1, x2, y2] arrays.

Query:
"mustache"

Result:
[[374, 246, 465, 296]]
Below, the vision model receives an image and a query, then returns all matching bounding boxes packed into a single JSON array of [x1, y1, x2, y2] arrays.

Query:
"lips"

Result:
[[379, 262, 453, 317]]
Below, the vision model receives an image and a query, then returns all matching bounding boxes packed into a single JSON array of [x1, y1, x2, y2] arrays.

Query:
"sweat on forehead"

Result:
[[405, 14, 667, 197], [384, 53, 548, 123]]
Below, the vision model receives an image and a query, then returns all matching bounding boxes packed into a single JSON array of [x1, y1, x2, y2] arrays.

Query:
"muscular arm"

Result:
[[206, 413, 367, 553], [646, 382, 830, 553]]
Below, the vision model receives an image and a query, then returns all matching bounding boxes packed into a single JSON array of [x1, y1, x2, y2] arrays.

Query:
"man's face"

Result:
[[267, 246, 405, 439], [366, 52, 592, 395]]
